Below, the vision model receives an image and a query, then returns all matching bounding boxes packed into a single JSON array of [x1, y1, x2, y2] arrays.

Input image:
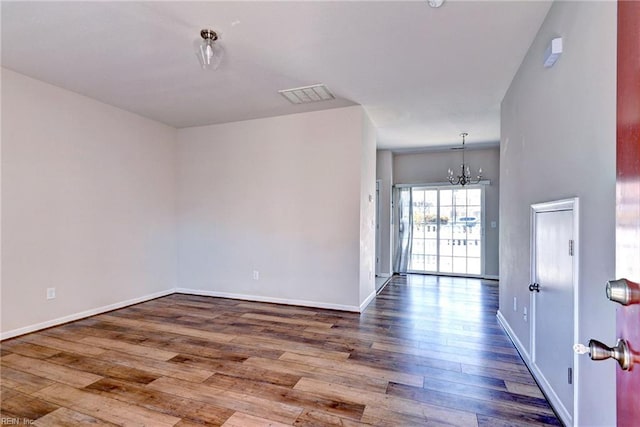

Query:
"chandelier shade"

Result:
[[447, 133, 483, 186], [195, 29, 223, 70]]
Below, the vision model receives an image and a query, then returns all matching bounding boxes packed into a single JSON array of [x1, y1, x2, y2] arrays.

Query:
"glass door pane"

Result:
[[409, 187, 438, 272], [408, 186, 483, 276]]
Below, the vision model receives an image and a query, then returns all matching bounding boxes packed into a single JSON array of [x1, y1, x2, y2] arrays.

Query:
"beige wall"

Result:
[[500, 1, 616, 425], [359, 112, 377, 305], [376, 150, 393, 277], [1, 69, 178, 337], [176, 106, 376, 310], [1, 71, 377, 336], [393, 147, 500, 278]]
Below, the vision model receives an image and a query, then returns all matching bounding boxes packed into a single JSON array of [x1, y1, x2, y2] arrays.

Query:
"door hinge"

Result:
[[568, 367, 573, 384], [569, 240, 574, 256]]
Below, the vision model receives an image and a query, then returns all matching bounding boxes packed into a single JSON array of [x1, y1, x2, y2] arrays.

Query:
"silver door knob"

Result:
[[606, 278, 640, 306], [587, 338, 631, 370]]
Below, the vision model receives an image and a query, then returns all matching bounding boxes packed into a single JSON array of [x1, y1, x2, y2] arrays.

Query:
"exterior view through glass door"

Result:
[[409, 186, 483, 276]]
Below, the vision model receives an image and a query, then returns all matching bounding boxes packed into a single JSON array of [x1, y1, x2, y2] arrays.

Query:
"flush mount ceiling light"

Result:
[[447, 133, 484, 186], [278, 84, 335, 105], [195, 29, 223, 70], [428, 0, 445, 8]]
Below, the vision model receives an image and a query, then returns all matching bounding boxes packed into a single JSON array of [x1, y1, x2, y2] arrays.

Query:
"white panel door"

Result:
[[532, 207, 574, 421]]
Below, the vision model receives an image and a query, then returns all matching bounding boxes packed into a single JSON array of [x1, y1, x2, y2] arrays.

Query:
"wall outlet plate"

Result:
[[46, 288, 56, 300]]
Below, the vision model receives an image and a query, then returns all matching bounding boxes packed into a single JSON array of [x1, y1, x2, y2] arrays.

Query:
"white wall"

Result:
[[1, 69, 178, 337], [376, 150, 393, 276], [176, 106, 375, 311], [359, 113, 377, 306], [393, 147, 500, 278], [499, 2, 616, 426]]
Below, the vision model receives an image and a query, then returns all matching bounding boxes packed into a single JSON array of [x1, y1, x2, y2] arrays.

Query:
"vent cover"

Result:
[[278, 84, 335, 104]]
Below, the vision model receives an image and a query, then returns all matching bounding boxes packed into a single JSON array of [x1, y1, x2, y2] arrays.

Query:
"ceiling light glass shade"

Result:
[[195, 29, 223, 70]]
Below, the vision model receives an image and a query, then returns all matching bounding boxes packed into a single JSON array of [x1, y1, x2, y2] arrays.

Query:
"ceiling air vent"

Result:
[[278, 84, 335, 104]]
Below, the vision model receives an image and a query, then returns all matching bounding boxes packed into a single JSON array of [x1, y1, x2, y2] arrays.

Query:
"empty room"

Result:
[[1, 1, 638, 426]]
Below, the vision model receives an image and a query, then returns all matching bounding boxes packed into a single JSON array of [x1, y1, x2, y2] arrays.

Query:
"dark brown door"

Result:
[[616, 1, 640, 425]]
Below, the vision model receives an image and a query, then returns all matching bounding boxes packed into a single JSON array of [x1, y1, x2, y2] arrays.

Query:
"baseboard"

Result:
[[497, 310, 572, 426], [376, 276, 393, 294], [1, 287, 370, 340], [496, 310, 530, 362], [527, 351, 573, 426], [175, 288, 362, 312], [0, 288, 175, 340], [359, 290, 376, 312], [484, 274, 500, 281]]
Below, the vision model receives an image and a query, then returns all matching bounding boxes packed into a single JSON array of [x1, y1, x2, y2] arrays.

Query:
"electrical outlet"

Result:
[[253, 270, 259, 281], [513, 297, 517, 311], [46, 288, 56, 300], [523, 306, 528, 322]]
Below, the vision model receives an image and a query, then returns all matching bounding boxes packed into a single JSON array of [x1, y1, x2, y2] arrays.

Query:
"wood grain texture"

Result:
[[33, 407, 119, 426], [0, 274, 560, 425]]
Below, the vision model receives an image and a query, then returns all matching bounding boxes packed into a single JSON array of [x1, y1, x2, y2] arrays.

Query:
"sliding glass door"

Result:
[[407, 186, 483, 276]]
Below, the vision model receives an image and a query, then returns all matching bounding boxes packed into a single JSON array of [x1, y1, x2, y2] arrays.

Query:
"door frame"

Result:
[[529, 197, 580, 426]]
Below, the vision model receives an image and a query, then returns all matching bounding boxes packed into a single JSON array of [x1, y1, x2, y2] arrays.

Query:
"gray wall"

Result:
[[499, 1, 616, 425], [376, 150, 393, 277], [393, 147, 500, 278]]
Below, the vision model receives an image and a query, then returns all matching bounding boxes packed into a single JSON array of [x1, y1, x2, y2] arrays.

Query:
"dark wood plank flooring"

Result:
[[1, 274, 561, 426]]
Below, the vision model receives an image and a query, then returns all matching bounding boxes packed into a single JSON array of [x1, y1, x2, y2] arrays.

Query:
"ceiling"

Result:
[[1, 1, 551, 151]]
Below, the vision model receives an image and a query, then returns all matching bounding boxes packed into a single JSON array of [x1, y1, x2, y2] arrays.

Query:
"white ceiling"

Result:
[[1, 1, 551, 150]]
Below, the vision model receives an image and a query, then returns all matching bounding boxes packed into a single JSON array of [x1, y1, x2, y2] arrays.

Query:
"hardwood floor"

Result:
[[1, 275, 561, 426]]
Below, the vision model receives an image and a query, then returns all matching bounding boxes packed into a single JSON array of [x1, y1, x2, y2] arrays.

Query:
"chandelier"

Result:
[[447, 133, 483, 186]]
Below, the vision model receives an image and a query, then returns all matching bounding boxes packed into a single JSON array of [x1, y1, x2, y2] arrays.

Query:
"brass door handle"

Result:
[[606, 278, 640, 306]]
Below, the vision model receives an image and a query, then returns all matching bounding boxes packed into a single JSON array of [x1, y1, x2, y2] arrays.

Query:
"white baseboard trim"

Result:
[[175, 288, 362, 312], [359, 290, 376, 312], [0, 288, 175, 341], [1, 288, 378, 341], [527, 351, 573, 426], [484, 274, 500, 280], [496, 310, 530, 362], [497, 310, 571, 426]]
